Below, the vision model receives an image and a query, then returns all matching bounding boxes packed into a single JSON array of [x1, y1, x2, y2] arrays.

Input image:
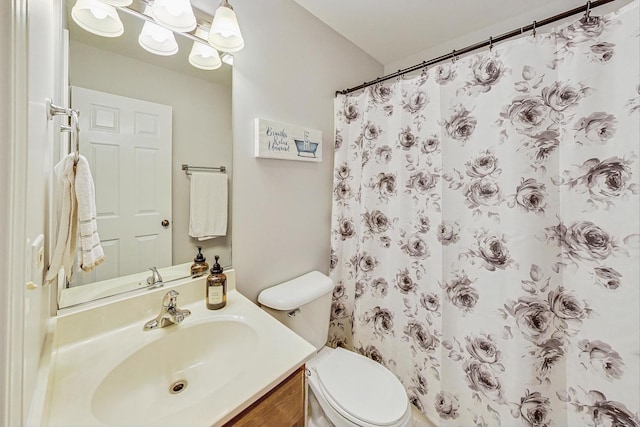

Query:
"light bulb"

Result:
[[151, 0, 196, 33], [100, 0, 132, 6], [150, 26, 170, 44], [189, 27, 222, 70], [138, 5, 178, 56], [165, 3, 183, 16], [90, 8, 108, 20]]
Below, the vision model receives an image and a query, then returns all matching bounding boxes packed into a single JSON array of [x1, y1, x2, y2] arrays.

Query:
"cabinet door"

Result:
[[225, 366, 305, 427]]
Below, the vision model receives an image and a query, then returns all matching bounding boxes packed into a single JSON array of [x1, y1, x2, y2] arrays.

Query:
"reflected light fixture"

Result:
[[138, 5, 179, 56], [99, 0, 133, 6], [189, 27, 222, 70], [151, 0, 197, 33], [208, 0, 244, 53], [220, 53, 234, 66], [71, 0, 124, 38]]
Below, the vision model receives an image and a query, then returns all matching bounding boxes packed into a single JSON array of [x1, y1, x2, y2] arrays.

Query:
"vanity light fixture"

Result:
[[71, 0, 236, 70], [99, 0, 133, 7], [189, 27, 222, 70], [151, 0, 197, 33], [71, 0, 124, 38], [138, 5, 179, 56], [220, 52, 234, 66], [208, 0, 244, 53]]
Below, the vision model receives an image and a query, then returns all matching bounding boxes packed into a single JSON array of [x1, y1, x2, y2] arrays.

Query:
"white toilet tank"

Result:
[[257, 271, 334, 350]]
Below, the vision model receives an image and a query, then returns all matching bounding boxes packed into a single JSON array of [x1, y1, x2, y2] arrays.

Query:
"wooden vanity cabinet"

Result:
[[224, 366, 306, 427]]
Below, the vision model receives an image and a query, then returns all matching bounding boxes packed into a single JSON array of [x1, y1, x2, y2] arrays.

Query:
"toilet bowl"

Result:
[[306, 347, 412, 427], [257, 271, 412, 427]]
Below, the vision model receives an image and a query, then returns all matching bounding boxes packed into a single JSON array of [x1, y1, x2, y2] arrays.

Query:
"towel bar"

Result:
[[182, 164, 226, 175], [46, 98, 81, 163]]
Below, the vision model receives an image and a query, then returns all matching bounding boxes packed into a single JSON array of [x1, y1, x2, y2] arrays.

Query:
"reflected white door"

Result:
[[71, 86, 172, 286]]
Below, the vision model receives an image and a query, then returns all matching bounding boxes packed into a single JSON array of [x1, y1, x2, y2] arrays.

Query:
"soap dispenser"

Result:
[[206, 255, 227, 310], [190, 246, 209, 277]]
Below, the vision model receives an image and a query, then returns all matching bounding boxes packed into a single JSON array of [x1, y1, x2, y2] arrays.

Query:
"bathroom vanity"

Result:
[[225, 367, 305, 426], [32, 271, 315, 426]]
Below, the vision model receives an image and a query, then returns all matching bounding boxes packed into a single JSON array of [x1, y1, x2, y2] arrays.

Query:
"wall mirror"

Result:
[[57, 0, 232, 309]]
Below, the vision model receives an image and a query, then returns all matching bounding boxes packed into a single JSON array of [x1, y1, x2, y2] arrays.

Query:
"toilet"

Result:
[[258, 271, 413, 427]]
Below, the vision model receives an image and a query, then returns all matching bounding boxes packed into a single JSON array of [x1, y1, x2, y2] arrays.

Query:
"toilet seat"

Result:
[[312, 348, 409, 426]]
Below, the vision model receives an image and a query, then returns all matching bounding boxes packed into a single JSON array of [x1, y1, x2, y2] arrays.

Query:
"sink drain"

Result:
[[169, 380, 187, 394]]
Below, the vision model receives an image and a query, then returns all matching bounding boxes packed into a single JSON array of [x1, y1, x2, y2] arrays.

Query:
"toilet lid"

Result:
[[314, 348, 409, 426]]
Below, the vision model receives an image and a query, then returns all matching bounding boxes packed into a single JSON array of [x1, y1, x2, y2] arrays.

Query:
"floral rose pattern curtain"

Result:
[[330, 3, 639, 426]]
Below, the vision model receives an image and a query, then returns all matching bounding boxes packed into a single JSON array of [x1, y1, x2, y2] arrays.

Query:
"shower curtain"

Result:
[[330, 3, 639, 426]]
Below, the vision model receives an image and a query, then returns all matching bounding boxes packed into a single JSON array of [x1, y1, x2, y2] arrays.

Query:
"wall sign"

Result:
[[254, 118, 322, 162]]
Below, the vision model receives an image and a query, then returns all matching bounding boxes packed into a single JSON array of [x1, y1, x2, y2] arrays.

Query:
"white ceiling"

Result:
[[69, 0, 619, 79], [291, 0, 590, 66]]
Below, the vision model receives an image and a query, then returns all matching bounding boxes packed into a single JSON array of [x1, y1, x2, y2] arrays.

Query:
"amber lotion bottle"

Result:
[[206, 255, 227, 310], [190, 246, 209, 277]]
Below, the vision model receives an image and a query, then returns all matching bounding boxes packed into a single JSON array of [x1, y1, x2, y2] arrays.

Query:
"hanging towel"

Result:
[[45, 153, 79, 285], [189, 172, 228, 241], [74, 154, 105, 272]]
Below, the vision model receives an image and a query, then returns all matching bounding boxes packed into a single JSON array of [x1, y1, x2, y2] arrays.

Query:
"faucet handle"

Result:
[[162, 290, 179, 308], [146, 267, 164, 288], [173, 311, 187, 323]]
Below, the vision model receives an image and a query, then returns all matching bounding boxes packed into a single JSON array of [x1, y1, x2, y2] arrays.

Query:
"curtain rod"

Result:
[[336, 0, 617, 96]]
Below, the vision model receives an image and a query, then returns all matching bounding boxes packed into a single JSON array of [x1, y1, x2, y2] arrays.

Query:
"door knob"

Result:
[[161, 219, 170, 228]]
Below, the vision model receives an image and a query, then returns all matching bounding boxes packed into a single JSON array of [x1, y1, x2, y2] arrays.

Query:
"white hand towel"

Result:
[[189, 172, 228, 241], [45, 153, 79, 285], [74, 155, 105, 272]]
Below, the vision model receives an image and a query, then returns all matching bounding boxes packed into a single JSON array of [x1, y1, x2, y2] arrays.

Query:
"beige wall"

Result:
[[231, 0, 383, 301], [68, 41, 233, 269]]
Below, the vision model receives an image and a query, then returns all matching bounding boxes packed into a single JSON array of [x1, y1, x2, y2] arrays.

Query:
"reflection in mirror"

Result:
[[58, 0, 232, 309]]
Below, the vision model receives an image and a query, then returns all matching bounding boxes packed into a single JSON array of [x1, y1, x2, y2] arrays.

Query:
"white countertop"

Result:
[[58, 262, 195, 308], [40, 272, 317, 427]]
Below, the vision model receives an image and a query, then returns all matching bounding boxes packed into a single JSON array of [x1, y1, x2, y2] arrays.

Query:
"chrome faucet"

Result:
[[143, 290, 191, 330], [146, 266, 163, 289]]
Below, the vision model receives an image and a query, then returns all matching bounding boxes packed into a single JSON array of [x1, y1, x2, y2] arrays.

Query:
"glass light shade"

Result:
[[189, 28, 222, 70], [100, 0, 132, 6], [71, 0, 124, 38], [138, 7, 178, 56], [208, 4, 244, 53], [151, 0, 197, 33]]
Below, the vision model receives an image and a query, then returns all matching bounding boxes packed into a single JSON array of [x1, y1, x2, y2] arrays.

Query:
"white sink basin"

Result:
[[43, 274, 317, 427], [91, 319, 258, 425]]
